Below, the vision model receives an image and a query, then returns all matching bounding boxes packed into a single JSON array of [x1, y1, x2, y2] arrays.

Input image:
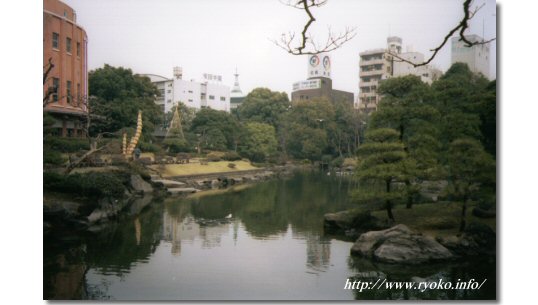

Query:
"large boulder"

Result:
[[130, 174, 153, 194], [351, 224, 454, 264], [324, 209, 388, 237]]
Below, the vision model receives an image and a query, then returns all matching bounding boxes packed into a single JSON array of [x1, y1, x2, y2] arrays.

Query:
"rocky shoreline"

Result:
[[44, 164, 300, 234], [324, 210, 496, 264]]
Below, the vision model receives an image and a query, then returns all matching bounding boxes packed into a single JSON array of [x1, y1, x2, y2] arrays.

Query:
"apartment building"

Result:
[[143, 67, 231, 113], [358, 36, 442, 113]]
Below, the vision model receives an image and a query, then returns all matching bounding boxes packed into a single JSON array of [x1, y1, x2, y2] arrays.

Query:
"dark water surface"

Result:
[[44, 171, 496, 300]]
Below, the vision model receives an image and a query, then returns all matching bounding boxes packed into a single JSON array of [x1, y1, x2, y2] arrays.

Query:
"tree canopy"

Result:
[[237, 88, 290, 129], [88, 64, 162, 137]]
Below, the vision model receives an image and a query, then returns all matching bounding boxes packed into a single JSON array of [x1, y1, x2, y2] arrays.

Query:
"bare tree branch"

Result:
[[43, 58, 56, 107], [386, 0, 496, 67], [43, 57, 54, 85], [273, 0, 356, 55]]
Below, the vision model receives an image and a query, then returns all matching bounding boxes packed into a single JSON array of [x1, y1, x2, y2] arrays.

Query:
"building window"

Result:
[[201, 93, 206, 99], [188, 90, 193, 93], [66, 81, 72, 104], [209, 95, 215, 100], [64, 10, 67, 17], [167, 99, 171, 103], [52, 32, 59, 49], [66, 37, 72, 53], [220, 96, 225, 101], [167, 90, 171, 93], [52, 78, 59, 102], [77, 42, 80, 56], [188, 99, 193, 102]]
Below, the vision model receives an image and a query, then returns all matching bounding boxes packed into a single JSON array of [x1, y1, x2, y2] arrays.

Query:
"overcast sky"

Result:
[[64, 0, 496, 97]]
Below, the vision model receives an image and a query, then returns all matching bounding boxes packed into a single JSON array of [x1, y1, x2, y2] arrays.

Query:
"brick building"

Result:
[[43, 0, 88, 137]]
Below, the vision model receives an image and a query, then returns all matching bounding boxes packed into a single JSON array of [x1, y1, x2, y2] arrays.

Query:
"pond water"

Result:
[[44, 171, 496, 300]]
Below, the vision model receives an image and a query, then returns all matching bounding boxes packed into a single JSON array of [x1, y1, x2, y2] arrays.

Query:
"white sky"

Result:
[[64, 0, 497, 96]]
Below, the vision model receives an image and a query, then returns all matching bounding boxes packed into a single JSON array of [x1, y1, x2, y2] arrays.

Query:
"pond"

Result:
[[43, 171, 496, 300]]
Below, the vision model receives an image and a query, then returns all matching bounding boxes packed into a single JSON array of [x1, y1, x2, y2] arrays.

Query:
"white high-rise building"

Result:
[[451, 34, 491, 79], [358, 36, 442, 113], [142, 67, 231, 113]]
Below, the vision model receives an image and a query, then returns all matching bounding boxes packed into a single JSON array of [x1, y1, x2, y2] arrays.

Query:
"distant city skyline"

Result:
[[64, 0, 496, 97]]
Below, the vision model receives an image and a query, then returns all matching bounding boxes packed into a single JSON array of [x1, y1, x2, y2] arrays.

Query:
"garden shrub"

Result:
[[222, 151, 241, 161], [331, 156, 345, 168], [139, 141, 162, 153], [44, 137, 90, 153], [44, 150, 66, 165], [43, 171, 127, 199], [162, 138, 192, 153], [206, 151, 224, 162]]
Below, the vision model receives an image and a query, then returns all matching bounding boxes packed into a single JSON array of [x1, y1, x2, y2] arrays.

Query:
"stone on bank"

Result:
[[350, 224, 454, 264]]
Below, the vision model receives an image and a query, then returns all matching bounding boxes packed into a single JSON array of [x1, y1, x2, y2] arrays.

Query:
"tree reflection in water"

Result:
[[44, 171, 495, 300]]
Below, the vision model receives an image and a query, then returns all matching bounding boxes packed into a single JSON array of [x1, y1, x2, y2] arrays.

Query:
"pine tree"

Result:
[[447, 138, 495, 232], [353, 128, 408, 222]]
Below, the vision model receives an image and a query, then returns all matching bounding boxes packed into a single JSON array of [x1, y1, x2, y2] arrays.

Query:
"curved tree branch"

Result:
[[387, 0, 496, 67], [274, 0, 356, 55]]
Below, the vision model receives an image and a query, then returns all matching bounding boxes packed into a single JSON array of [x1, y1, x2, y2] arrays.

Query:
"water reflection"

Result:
[[44, 171, 495, 300], [347, 255, 496, 300]]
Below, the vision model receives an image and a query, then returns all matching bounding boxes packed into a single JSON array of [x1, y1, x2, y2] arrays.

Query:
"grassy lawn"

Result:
[[371, 201, 496, 237], [149, 160, 259, 177]]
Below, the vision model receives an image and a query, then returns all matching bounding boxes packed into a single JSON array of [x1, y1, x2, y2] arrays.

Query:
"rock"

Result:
[[324, 209, 388, 236], [218, 176, 229, 186], [211, 179, 220, 188], [152, 179, 186, 188], [351, 224, 412, 257], [87, 209, 108, 223], [351, 224, 454, 264], [167, 187, 199, 195], [324, 210, 358, 233], [230, 177, 243, 185], [373, 235, 453, 264], [130, 174, 153, 194], [195, 180, 206, 187]]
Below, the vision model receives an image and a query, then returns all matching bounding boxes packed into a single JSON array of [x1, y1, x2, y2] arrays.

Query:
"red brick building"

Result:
[[43, 0, 88, 137]]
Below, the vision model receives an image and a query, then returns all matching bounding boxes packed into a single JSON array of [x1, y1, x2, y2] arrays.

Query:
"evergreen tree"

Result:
[[354, 128, 408, 221], [371, 75, 442, 208], [447, 138, 495, 232]]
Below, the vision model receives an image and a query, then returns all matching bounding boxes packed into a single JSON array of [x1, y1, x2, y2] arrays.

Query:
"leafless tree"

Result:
[[274, 0, 495, 65], [386, 0, 496, 67], [273, 0, 356, 55], [43, 58, 56, 107]]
